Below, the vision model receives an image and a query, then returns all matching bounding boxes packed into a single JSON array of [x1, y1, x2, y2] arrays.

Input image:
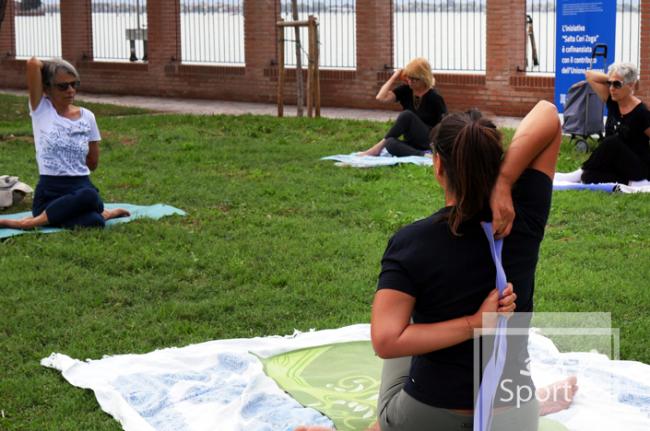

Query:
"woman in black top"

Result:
[[296, 103, 578, 431], [557, 63, 650, 185], [358, 57, 447, 157]]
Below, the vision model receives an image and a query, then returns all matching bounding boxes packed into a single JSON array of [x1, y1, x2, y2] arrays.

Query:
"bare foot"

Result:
[[0, 217, 31, 229], [0, 212, 48, 229], [102, 208, 131, 221], [537, 376, 578, 416], [357, 139, 386, 157], [357, 149, 379, 157]]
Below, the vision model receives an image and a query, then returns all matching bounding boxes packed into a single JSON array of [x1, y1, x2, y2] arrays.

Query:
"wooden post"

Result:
[[291, 0, 304, 117], [276, 18, 320, 118], [307, 16, 315, 117], [277, 19, 285, 117], [313, 16, 320, 117]]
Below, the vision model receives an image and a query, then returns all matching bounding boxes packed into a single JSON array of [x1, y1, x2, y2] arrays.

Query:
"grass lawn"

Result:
[[1, 93, 649, 430]]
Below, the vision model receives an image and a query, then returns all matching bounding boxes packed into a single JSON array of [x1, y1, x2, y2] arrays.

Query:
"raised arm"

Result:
[[490, 100, 562, 237], [26, 56, 45, 110], [585, 70, 610, 103], [375, 69, 403, 103]]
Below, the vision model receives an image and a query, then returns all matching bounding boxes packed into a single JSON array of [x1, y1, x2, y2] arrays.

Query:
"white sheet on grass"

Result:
[[321, 149, 432, 168], [41, 325, 650, 431]]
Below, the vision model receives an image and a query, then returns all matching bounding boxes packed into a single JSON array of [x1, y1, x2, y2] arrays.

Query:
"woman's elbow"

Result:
[[371, 335, 400, 359]]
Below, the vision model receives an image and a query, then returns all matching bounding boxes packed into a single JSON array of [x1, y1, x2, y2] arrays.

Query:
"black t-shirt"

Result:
[[605, 96, 650, 163], [393, 85, 447, 128], [377, 169, 552, 409]]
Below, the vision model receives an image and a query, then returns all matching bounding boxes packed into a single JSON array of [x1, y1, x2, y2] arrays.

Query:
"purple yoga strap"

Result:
[[474, 222, 509, 431]]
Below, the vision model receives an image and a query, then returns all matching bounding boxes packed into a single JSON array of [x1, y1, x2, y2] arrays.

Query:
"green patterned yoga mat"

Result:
[[261, 340, 569, 431]]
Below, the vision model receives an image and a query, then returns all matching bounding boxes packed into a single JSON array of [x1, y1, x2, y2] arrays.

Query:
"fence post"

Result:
[[0, 0, 14, 58], [60, 0, 93, 64], [638, 0, 650, 100], [356, 0, 393, 85], [146, 0, 181, 87], [485, 0, 527, 115], [245, 0, 279, 102]]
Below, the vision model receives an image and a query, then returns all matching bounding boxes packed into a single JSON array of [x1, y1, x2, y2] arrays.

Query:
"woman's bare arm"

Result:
[[26, 56, 44, 111], [86, 141, 99, 171], [585, 70, 610, 103], [371, 284, 515, 359], [490, 100, 562, 237], [375, 69, 403, 103]]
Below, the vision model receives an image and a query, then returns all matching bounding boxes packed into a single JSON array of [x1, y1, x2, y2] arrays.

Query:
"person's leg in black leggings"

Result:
[[384, 138, 427, 157], [581, 135, 648, 184], [385, 110, 432, 152], [45, 187, 105, 228]]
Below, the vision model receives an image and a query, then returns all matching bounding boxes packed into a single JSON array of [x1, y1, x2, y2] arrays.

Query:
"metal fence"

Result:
[[525, 0, 641, 74], [92, 0, 148, 62], [14, 1, 61, 59], [394, 0, 486, 72], [280, 0, 356, 69], [180, 0, 245, 65]]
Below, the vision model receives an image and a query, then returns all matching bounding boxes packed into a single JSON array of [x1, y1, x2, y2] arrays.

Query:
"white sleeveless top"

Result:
[[30, 97, 101, 176]]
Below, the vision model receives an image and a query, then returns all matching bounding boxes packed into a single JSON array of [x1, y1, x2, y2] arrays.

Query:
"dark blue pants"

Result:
[[384, 110, 432, 157], [32, 176, 105, 229]]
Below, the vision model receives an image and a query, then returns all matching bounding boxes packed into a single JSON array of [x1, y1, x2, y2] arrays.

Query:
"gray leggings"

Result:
[[377, 356, 540, 431]]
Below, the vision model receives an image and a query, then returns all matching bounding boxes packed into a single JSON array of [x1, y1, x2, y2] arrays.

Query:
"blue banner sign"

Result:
[[555, 0, 616, 112]]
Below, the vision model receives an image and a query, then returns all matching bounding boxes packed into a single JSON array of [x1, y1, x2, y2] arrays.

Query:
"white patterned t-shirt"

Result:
[[30, 97, 101, 176]]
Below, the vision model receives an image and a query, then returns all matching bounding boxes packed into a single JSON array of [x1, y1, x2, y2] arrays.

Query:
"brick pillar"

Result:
[[638, 0, 650, 100], [244, 0, 279, 78], [485, 0, 526, 114], [60, 0, 92, 64], [356, 0, 393, 72], [0, 0, 15, 58], [147, 0, 181, 73]]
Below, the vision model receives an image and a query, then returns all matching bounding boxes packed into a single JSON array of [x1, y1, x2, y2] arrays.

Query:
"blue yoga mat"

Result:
[[552, 182, 617, 192], [0, 203, 186, 239]]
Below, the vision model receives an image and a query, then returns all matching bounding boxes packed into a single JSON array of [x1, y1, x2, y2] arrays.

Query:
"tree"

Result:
[[21, 0, 42, 12]]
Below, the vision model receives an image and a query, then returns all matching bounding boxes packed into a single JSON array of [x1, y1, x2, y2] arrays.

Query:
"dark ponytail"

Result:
[[430, 111, 503, 235]]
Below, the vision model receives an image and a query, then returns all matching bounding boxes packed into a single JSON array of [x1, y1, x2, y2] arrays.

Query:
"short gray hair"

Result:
[[41, 58, 80, 88], [608, 62, 638, 84]]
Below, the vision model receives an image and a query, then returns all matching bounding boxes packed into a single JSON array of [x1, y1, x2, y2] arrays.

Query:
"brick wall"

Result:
[[2, 0, 646, 116]]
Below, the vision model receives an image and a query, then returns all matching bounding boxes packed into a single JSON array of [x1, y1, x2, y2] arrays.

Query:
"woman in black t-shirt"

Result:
[[358, 57, 447, 157], [557, 63, 650, 185], [369, 102, 579, 431]]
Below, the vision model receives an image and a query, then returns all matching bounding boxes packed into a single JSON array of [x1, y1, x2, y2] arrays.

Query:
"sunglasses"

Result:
[[406, 76, 421, 82], [53, 80, 80, 91], [606, 80, 624, 89]]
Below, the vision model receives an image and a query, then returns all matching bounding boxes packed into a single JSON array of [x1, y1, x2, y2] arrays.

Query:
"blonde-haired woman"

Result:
[[359, 58, 447, 157]]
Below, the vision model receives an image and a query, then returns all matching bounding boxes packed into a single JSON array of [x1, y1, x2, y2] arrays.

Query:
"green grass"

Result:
[[0, 93, 649, 430]]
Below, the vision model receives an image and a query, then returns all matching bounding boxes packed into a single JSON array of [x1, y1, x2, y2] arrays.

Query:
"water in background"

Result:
[[14, 11, 641, 74]]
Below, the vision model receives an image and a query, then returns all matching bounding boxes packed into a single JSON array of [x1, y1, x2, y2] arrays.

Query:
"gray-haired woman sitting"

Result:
[[556, 62, 650, 185], [0, 57, 129, 230]]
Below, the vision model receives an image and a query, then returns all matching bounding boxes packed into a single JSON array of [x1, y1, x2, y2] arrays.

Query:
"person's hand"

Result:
[[469, 283, 517, 330], [490, 178, 514, 239], [391, 68, 404, 82]]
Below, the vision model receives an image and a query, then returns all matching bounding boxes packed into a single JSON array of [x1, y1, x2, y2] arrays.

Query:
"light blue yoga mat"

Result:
[[552, 182, 617, 192], [321, 151, 432, 168], [0, 203, 186, 239]]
